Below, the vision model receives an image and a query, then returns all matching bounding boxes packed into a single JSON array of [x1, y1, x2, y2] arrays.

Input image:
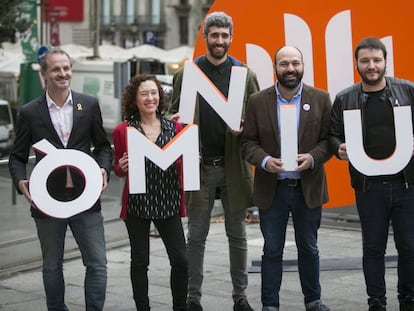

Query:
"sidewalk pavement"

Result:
[[0, 212, 400, 311]]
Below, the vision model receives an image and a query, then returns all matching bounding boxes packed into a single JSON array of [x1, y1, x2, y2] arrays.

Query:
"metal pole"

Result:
[[91, 0, 101, 58], [39, 0, 44, 45]]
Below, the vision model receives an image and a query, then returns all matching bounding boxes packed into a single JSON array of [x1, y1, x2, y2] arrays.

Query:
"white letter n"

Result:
[[177, 60, 247, 131]]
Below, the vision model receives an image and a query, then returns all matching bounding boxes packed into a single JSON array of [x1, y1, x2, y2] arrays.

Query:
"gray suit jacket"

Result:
[[8, 91, 113, 218], [240, 84, 332, 209]]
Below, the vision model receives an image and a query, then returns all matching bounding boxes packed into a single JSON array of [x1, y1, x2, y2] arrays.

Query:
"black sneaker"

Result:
[[306, 302, 330, 311], [400, 297, 414, 311], [233, 298, 254, 311], [369, 298, 386, 311], [188, 301, 203, 311]]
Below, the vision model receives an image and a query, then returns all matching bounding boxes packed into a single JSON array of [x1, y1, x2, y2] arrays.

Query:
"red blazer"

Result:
[[112, 119, 185, 220]]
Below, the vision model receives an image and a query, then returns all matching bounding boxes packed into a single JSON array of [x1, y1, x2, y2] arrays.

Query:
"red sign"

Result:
[[45, 0, 83, 22]]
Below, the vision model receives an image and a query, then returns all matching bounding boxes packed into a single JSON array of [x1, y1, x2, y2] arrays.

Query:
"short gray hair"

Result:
[[203, 11, 233, 36], [39, 48, 72, 74]]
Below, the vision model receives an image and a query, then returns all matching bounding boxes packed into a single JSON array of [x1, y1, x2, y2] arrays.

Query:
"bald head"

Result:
[[274, 46, 303, 64]]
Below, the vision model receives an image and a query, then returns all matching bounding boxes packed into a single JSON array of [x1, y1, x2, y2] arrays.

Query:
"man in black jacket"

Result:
[[329, 37, 414, 311], [9, 48, 112, 311]]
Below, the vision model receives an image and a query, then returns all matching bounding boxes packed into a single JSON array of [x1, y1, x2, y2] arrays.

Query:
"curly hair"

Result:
[[122, 74, 167, 121]]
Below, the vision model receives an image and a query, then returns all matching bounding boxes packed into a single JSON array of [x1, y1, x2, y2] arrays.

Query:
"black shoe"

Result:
[[173, 303, 188, 311], [369, 298, 386, 311], [188, 301, 203, 311], [306, 302, 330, 311], [400, 297, 414, 311], [233, 298, 254, 311]]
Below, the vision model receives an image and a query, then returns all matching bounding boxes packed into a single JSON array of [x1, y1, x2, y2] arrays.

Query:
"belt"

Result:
[[367, 174, 404, 184], [62, 187, 79, 201], [202, 157, 225, 168], [278, 178, 301, 187], [367, 176, 405, 184]]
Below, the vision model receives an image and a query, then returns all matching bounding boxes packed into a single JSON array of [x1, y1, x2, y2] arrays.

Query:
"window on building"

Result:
[[124, 0, 135, 24], [150, 0, 160, 24], [179, 15, 189, 45], [102, 0, 111, 25]]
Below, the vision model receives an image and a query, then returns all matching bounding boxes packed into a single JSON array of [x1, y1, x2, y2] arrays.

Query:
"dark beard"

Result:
[[358, 68, 386, 86], [276, 71, 304, 89], [207, 44, 228, 60]]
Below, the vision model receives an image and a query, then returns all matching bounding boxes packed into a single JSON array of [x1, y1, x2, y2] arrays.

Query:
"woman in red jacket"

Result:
[[112, 74, 187, 311]]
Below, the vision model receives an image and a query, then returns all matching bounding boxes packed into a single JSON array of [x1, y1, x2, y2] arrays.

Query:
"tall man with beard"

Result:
[[329, 37, 414, 311], [169, 11, 259, 311], [241, 46, 332, 311]]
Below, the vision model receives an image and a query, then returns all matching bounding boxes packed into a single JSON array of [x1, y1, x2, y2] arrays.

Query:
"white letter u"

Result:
[[344, 106, 413, 176]]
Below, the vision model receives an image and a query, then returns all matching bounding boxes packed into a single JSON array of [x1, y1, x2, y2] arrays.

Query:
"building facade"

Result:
[[54, 0, 213, 49]]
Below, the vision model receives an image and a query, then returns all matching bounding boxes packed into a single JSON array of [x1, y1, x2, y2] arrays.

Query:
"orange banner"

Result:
[[194, 0, 413, 208]]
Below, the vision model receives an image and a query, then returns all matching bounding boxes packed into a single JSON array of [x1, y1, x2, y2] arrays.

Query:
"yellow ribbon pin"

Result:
[[76, 103, 82, 111]]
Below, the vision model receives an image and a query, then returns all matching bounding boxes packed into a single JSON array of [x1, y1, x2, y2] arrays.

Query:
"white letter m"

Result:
[[127, 125, 200, 194]]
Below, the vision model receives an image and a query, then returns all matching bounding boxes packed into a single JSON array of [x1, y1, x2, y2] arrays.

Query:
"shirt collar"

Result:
[[202, 55, 231, 71], [275, 81, 303, 103], [46, 90, 73, 109]]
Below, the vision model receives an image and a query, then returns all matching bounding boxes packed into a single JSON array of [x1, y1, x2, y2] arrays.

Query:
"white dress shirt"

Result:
[[46, 91, 73, 147]]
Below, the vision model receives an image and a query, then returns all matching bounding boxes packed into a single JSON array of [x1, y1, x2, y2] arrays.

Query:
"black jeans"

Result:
[[125, 214, 188, 310], [356, 180, 414, 303]]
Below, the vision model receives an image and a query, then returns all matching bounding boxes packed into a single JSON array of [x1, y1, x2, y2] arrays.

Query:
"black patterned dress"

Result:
[[127, 117, 181, 219]]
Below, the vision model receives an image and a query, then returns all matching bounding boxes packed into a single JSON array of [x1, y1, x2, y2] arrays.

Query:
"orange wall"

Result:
[[193, 0, 414, 208]]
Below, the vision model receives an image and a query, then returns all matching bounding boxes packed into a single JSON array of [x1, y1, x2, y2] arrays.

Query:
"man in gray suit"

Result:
[[241, 46, 332, 311], [8, 48, 112, 311]]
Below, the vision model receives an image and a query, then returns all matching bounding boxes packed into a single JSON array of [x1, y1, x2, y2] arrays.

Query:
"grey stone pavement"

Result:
[[0, 167, 401, 311]]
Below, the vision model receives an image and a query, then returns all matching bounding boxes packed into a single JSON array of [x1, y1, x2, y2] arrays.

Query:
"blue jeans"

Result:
[[35, 211, 107, 311], [125, 214, 188, 310], [187, 165, 248, 304], [355, 180, 414, 303], [259, 183, 322, 308]]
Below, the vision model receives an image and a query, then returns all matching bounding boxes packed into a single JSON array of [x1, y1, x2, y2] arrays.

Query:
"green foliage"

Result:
[[0, 0, 33, 45]]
